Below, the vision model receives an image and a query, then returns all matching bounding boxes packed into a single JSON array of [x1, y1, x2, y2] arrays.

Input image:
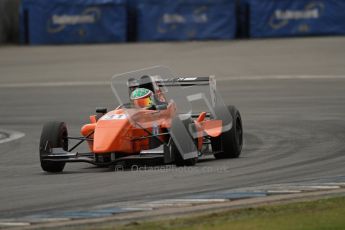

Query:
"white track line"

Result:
[[137, 199, 227, 208], [321, 182, 345, 187], [266, 190, 302, 194], [0, 130, 25, 144], [151, 199, 228, 203], [295, 185, 340, 190], [218, 75, 345, 81], [0, 222, 30, 226], [0, 75, 345, 88], [0, 81, 109, 88]]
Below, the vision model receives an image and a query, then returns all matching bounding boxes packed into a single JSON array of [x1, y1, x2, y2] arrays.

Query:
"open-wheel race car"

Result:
[[39, 67, 243, 173]]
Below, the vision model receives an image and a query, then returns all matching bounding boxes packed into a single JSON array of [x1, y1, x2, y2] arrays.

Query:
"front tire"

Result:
[[39, 121, 68, 173], [170, 116, 198, 167], [171, 139, 197, 167], [212, 106, 243, 159]]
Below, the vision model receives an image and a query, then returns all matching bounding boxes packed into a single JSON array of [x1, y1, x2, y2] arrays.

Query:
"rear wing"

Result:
[[156, 75, 217, 109], [157, 77, 211, 86]]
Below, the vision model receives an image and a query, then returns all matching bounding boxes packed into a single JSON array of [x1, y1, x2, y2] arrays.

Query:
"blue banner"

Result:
[[137, 0, 236, 41], [20, 0, 127, 44], [248, 0, 345, 38]]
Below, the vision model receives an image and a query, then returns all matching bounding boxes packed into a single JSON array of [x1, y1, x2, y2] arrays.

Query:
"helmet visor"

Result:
[[133, 96, 152, 108]]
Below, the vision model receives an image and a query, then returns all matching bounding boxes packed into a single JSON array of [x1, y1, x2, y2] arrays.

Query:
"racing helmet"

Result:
[[130, 88, 154, 108]]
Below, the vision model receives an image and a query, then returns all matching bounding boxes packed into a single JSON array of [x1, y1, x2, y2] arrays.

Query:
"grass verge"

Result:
[[109, 196, 345, 230]]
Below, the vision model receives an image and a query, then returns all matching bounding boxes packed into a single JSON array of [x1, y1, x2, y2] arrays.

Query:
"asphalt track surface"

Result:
[[0, 37, 345, 218]]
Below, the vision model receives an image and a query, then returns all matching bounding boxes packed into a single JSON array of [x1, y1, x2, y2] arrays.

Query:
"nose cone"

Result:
[[93, 113, 131, 153]]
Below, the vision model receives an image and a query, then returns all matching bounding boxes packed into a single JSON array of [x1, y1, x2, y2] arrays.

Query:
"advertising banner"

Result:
[[20, 0, 127, 44], [137, 0, 236, 41], [248, 0, 345, 38]]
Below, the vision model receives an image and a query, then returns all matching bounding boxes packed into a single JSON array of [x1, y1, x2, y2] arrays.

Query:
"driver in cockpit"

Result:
[[128, 76, 167, 110], [130, 87, 156, 110]]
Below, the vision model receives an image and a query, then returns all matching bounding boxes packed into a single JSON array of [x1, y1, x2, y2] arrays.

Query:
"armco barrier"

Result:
[[137, 0, 237, 41], [247, 0, 345, 38], [20, 0, 127, 45]]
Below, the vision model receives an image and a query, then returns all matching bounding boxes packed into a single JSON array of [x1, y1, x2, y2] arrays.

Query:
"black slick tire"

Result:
[[212, 105, 243, 159], [39, 121, 68, 173]]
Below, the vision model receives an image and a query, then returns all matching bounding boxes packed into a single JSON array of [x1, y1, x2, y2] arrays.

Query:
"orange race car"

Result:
[[39, 67, 243, 173]]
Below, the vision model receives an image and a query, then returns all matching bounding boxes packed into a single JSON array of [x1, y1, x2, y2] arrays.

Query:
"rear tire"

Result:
[[39, 122, 68, 173], [212, 106, 243, 159]]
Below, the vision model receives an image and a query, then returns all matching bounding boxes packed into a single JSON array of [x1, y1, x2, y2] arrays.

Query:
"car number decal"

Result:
[[101, 114, 127, 120]]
